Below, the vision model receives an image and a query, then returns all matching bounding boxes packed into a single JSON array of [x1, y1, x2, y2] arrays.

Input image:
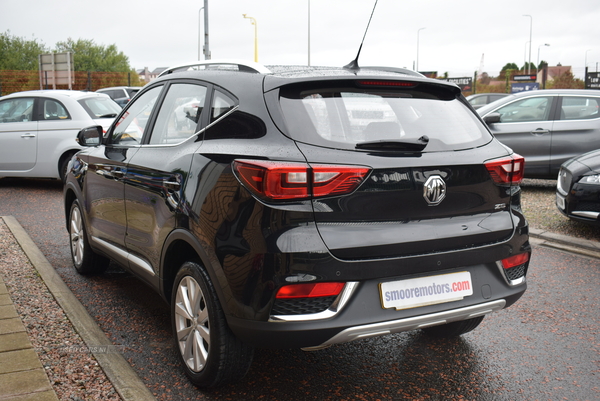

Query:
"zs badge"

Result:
[[423, 175, 446, 206]]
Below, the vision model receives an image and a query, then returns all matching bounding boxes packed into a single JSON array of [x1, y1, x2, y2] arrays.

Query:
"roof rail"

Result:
[[361, 66, 425, 78], [158, 59, 272, 77]]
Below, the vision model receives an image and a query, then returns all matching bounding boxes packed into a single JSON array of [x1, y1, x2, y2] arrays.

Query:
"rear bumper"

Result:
[[227, 262, 527, 349], [302, 299, 506, 351]]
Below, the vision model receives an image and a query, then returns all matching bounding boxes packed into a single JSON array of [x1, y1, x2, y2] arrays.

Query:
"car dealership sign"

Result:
[[446, 77, 472, 91], [586, 72, 600, 89], [513, 74, 538, 81]]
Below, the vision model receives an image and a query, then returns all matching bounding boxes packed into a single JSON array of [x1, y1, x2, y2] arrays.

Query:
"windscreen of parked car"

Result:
[[278, 81, 492, 152], [78, 97, 123, 119]]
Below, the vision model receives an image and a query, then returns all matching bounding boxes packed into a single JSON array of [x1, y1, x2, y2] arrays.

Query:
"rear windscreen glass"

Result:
[[278, 82, 492, 151]]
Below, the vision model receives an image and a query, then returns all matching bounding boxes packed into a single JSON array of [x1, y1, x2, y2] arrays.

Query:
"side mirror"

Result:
[[76, 126, 103, 146], [483, 112, 502, 125]]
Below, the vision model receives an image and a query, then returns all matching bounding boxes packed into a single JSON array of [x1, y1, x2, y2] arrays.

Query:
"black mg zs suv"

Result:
[[64, 61, 531, 388]]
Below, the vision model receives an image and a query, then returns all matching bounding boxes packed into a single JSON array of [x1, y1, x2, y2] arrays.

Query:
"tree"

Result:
[[546, 72, 585, 89], [55, 38, 132, 72], [500, 63, 519, 73], [0, 30, 47, 70], [521, 62, 536, 72]]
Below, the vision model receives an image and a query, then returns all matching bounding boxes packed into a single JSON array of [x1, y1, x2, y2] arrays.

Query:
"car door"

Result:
[[81, 85, 163, 264], [122, 81, 208, 286], [550, 95, 600, 176], [0, 97, 38, 171], [485, 94, 556, 178]]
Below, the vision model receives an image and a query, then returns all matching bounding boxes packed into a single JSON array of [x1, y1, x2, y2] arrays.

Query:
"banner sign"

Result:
[[511, 83, 540, 93], [513, 74, 537, 81], [446, 77, 473, 92]]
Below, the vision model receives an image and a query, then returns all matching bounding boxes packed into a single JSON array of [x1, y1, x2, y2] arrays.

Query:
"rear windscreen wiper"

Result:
[[355, 135, 429, 152]]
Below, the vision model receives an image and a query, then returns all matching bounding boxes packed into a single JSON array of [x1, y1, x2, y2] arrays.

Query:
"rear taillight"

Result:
[[233, 160, 370, 200], [485, 154, 525, 184], [276, 282, 345, 299], [501, 252, 530, 269]]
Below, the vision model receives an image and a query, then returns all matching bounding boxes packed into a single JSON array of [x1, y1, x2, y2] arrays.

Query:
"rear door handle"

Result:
[[20, 133, 36, 138], [530, 129, 549, 136]]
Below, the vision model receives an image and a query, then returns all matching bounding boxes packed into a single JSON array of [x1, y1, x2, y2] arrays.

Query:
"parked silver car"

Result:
[[0, 90, 120, 180], [477, 89, 600, 178], [466, 93, 509, 110], [96, 86, 142, 107]]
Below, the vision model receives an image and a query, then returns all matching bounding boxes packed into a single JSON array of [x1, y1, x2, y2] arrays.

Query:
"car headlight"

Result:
[[579, 174, 600, 184]]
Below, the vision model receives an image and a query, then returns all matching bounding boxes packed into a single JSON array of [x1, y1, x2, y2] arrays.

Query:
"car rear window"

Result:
[[78, 97, 122, 119], [278, 81, 492, 151]]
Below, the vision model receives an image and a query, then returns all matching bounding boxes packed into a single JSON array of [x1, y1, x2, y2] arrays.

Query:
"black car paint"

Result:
[[557, 149, 600, 225], [64, 69, 530, 350]]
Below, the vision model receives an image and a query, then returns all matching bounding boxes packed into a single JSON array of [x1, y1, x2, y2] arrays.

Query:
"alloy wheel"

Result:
[[174, 276, 210, 372], [69, 205, 84, 266]]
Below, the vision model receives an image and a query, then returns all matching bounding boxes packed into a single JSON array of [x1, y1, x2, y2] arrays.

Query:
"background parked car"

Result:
[[556, 148, 600, 225], [477, 89, 600, 179], [466, 93, 509, 109], [64, 61, 530, 388], [96, 86, 142, 107], [0, 90, 120, 181]]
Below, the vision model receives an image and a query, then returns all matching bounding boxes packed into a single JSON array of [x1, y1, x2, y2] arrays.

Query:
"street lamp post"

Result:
[[308, 0, 311, 66], [537, 43, 550, 68], [585, 49, 593, 70], [523, 15, 532, 74], [243, 14, 258, 62], [416, 27, 426, 72]]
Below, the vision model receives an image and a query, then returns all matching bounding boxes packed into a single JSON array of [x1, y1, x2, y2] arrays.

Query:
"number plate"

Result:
[[556, 194, 565, 210], [380, 271, 473, 310]]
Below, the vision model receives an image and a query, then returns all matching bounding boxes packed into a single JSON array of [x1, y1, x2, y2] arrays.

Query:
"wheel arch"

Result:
[[63, 186, 78, 230], [161, 229, 232, 314]]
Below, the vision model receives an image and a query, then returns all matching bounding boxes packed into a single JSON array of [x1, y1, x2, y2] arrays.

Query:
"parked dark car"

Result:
[[96, 86, 142, 107], [477, 89, 600, 179], [466, 92, 508, 109], [556, 149, 600, 224], [64, 61, 531, 388]]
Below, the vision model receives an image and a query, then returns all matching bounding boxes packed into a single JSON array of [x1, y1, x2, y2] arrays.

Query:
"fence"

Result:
[[0, 70, 143, 96]]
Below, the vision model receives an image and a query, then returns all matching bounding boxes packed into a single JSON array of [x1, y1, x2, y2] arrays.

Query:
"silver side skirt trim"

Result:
[[301, 299, 506, 351], [91, 236, 155, 276]]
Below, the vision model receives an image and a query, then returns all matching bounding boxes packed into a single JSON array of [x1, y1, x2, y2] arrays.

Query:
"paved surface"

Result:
[[0, 215, 154, 401]]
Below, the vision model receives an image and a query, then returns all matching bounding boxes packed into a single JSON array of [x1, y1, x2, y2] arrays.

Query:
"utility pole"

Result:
[[204, 0, 210, 60]]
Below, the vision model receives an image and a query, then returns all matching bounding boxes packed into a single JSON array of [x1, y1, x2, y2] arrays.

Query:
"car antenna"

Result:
[[343, 0, 379, 72]]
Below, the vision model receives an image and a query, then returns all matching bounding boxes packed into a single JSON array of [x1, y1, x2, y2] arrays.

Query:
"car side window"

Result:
[[494, 96, 553, 123], [149, 83, 207, 144], [210, 90, 236, 122], [41, 99, 69, 120], [0, 98, 34, 123], [111, 86, 162, 145], [560, 97, 600, 120]]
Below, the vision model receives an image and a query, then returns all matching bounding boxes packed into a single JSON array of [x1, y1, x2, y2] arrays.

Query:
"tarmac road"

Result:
[[1, 177, 599, 400]]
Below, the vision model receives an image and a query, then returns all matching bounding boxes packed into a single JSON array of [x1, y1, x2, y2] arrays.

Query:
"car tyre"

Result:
[[421, 316, 484, 338], [60, 155, 71, 183], [68, 200, 109, 275], [172, 261, 254, 388]]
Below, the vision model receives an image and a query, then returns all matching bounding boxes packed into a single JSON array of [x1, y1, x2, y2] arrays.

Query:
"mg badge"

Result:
[[423, 175, 446, 206]]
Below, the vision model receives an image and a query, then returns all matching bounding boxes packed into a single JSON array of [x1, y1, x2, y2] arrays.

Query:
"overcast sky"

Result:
[[2, 0, 599, 79]]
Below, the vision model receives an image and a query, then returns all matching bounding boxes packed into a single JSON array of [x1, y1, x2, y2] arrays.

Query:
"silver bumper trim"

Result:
[[302, 299, 506, 351], [572, 211, 600, 219]]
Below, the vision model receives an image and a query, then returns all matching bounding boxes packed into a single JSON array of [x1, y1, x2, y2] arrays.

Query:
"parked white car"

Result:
[[0, 90, 121, 180]]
